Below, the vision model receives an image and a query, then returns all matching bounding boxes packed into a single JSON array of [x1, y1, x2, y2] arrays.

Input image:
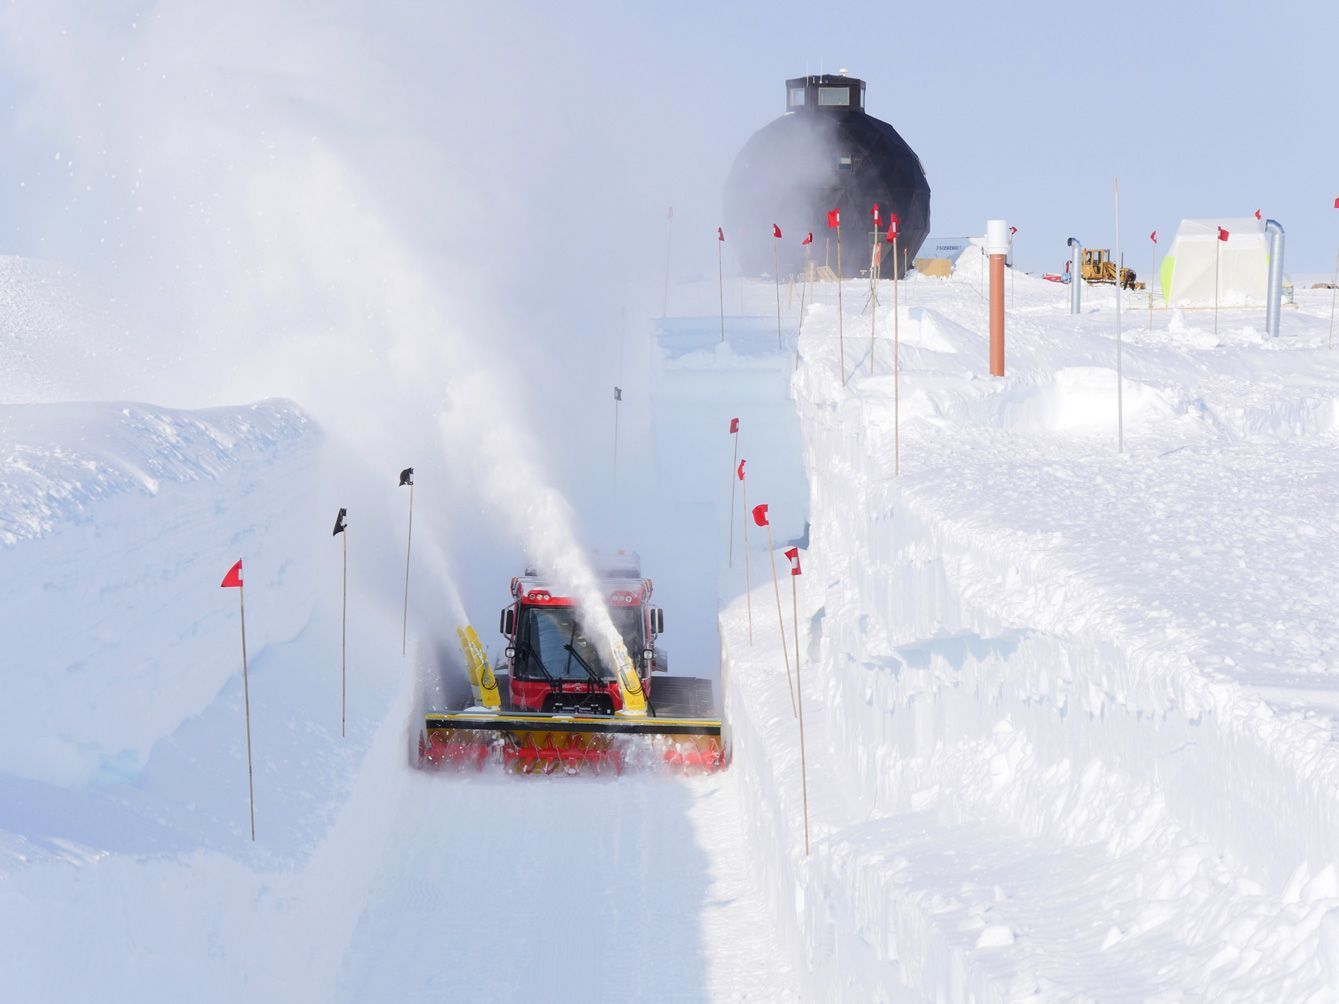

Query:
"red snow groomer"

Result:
[[418, 553, 724, 775]]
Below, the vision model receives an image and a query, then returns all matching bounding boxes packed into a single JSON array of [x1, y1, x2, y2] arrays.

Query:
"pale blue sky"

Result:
[[1, 0, 1336, 279]]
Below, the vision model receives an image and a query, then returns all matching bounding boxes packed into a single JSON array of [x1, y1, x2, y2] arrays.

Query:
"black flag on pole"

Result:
[[399, 467, 414, 487], [614, 386, 622, 402], [332, 508, 347, 536]]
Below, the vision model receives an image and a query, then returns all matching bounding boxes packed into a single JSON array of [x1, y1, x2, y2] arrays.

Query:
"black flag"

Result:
[[614, 386, 622, 402], [399, 467, 414, 487], [332, 508, 347, 536]]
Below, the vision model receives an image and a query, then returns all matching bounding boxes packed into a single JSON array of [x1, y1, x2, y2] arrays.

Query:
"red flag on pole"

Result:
[[1334, 197, 1339, 209], [884, 215, 899, 242], [1254, 209, 1262, 220], [737, 459, 746, 481], [772, 223, 782, 239], [221, 559, 243, 589], [751, 503, 769, 527], [1150, 230, 1158, 243], [729, 417, 739, 434], [827, 210, 840, 229], [802, 232, 813, 246], [872, 203, 880, 226], [1009, 226, 1018, 236], [784, 546, 802, 575], [1217, 227, 1229, 242], [717, 227, 725, 242]]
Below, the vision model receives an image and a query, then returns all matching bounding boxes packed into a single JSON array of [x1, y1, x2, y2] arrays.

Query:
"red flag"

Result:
[[736, 459, 746, 481], [1254, 209, 1262, 220], [221, 559, 243, 589], [802, 232, 813, 246], [1334, 197, 1339, 209], [1217, 227, 1229, 242], [784, 546, 802, 576], [772, 223, 782, 239], [884, 215, 899, 242], [717, 227, 724, 242], [827, 209, 840, 229], [751, 503, 769, 527], [872, 203, 880, 225], [729, 417, 739, 434], [1009, 226, 1018, 236], [1150, 230, 1158, 244]]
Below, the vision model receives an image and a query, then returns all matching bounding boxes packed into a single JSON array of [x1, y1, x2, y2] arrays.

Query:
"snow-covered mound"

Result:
[[0, 399, 321, 786]]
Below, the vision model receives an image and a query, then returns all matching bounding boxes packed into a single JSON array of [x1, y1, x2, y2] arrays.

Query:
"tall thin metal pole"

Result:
[[765, 522, 796, 718], [793, 572, 809, 856], [402, 482, 414, 657], [1114, 179, 1124, 454], [239, 584, 255, 842], [341, 531, 347, 738], [612, 390, 620, 506]]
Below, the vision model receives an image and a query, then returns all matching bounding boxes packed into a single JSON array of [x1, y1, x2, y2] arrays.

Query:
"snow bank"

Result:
[[0, 399, 322, 786], [721, 272, 1339, 1000]]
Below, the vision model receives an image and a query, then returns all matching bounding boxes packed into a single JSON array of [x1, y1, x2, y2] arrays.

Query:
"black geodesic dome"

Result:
[[723, 74, 930, 280]]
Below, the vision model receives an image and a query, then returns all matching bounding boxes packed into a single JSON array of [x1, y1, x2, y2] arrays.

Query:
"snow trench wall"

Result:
[[722, 370, 1339, 1000]]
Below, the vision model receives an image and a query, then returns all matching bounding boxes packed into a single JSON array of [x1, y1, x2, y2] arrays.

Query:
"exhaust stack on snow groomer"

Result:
[[1067, 237, 1082, 315], [1265, 219, 1285, 338]]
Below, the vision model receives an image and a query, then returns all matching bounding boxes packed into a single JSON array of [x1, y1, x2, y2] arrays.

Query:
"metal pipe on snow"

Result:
[[1265, 219, 1285, 338], [1067, 237, 1082, 314]]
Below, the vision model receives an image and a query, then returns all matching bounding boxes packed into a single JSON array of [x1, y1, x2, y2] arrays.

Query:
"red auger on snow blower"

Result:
[[417, 553, 725, 775]]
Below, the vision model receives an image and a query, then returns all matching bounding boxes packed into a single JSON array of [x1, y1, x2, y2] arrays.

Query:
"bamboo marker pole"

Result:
[[741, 464, 752, 644], [612, 385, 622, 507], [773, 229, 783, 350], [399, 468, 415, 656], [1329, 251, 1337, 350], [341, 528, 347, 737], [717, 229, 725, 344], [1214, 234, 1221, 336], [1149, 236, 1156, 331], [893, 232, 901, 476], [728, 423, 739, 567], [663, 207, 673, 317], [869, 242, 878, 375], [788, 551, 809, 856], [761, 513, 796, 718], [239, 580, 255, 842], [837, 222, 845, 384], [1114, 179, 1124, 454]]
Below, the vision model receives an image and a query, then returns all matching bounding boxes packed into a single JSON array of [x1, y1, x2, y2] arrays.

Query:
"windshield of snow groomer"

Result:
[[518, 606, 644, 681]]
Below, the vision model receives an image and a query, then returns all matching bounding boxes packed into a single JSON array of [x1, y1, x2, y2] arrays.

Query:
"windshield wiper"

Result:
[[518, 640, 555, 683]]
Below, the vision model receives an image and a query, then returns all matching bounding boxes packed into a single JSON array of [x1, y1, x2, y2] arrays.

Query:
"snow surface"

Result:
[[6, 251, 1339, 1001]]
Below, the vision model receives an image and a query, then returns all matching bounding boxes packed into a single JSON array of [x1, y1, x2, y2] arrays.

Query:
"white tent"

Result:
[[1160, 218, 1268, 307]]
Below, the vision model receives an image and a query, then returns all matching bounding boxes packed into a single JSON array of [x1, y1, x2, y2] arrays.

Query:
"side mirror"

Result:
[[650, 607, 664, 635], [500, 607, 515, 637]]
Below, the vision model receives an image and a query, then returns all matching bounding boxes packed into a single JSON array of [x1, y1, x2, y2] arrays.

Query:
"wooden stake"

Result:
[[1149, 240, 1156, 331], [239, 583, 255, 842], [402, 481, 414, 657], [869, 242, 878, 376], [742, 471, 752, 644], [1114, 178, 1124, 454], [837, 225, 845, 384], [766, 522, 796, 718], [773, 238, 783, 350], [341, 530, 347, 738], [793, 571, 809, 856]]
